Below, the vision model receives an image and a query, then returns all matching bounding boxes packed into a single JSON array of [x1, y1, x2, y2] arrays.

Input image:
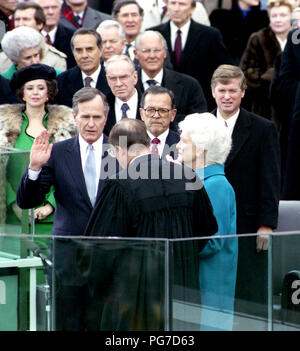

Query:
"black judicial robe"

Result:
[[79, 154, 217, 331]]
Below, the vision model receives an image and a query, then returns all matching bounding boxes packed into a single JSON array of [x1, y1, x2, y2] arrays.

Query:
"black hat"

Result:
[[10, 64, 56, 92]]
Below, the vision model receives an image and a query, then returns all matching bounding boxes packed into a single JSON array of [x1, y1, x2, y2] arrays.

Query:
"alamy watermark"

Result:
[[291, 280, 300, 305], [0, 280, 5, 305], [101, 140, 204, 191], [291, 29, 300, 45]]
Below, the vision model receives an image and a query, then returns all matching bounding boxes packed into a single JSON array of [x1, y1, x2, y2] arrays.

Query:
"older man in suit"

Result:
[[55, 28, 111, 107], [104, 54, 142, 135], [60, 0, 111, 30], [112, 0, 144, 62], [17, 87, 118, 330], [135, 30, 207, 130], [36, 0, 76, 69], [140, 85, 180, 160], [211, 64, 280, 319], [149, 0, 232, 110]]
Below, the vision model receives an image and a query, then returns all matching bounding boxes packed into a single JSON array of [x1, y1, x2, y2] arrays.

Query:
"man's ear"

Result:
[[170, 108, 177, 122], [139, 107, 145, 121]]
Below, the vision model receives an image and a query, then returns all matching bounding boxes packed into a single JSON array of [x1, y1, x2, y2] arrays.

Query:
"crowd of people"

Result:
[[0, 0, 297, 331]]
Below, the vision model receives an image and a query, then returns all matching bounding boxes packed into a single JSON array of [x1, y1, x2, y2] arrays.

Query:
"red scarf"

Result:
[[61, 1, 86, 28]]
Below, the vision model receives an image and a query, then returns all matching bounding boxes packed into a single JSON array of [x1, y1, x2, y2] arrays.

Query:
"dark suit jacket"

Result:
[[55, 65, 111, 107], [53, 24, 76, 69], [275, 29, 300, 109], [59, 5, 111, 31], [136, 68, 207, 129], [104, 89, 142, 135], [17, 134, 118, 285], [0, 75, 17, 104], [161, 129, 180, 160], [212, 108, 280, 234], [282, 82, 300, 199], [149, 19, 233, 110], [209, 2, 269, 65]]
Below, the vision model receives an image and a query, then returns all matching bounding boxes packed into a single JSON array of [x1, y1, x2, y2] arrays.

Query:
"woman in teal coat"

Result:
[[170, 112, 238, 331]]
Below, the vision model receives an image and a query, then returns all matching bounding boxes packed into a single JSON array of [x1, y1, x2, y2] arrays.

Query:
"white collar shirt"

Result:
[[147, 128, 169, 158], [141, 69, 163, 91], [115, 89, 138, 122], [170, 19, 191, 51], [216, 108, 240, 137], [81, 65, 101, 88], [79, 133, 104, 189], [41, 27, 57, 44]]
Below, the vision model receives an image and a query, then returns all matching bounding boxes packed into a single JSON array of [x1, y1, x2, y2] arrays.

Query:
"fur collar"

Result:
[[0, 104, 77, 147]]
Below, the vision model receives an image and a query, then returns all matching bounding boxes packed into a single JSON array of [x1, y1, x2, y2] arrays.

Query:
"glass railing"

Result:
[[1, 232, 300, 331]]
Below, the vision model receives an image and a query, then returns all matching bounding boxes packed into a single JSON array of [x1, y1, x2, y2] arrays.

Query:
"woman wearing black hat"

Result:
[[0, 64, 77, 261]]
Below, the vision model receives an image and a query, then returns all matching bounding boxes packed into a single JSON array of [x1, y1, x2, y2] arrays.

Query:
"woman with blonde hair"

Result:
[[241, 0, 294, 119]]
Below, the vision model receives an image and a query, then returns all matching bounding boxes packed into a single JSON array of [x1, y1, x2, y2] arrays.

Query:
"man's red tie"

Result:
[[174, 29, 182, 68], [151, 138, 160, 155], [45, 34, 52, 45], [85, 77, 92, 87]]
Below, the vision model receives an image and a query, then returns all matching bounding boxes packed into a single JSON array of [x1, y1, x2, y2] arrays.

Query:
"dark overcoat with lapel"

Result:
[[55, 65, 111, 107], [209, 1, 269, 65], [136, 68, 207, 129], [275, 29, 300, 109], [149, 19, 233, 110], [17, 134, 118, 285], [162, 129, 180, 160], [218, 107, 280, 234], [53, 24, 76, 69], [282, 82, 300, 199], [214, 107, 280, 315]]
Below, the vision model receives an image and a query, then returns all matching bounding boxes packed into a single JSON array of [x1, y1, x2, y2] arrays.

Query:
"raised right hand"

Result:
[[29, 130, 53, 171]]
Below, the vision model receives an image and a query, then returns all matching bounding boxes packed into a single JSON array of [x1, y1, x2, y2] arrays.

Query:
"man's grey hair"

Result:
[[105, 54, 136, 73], [135, 30, 168, 51], [178, 113, 232, 166], [96, 19, 125, 40], [1, 26, 41, 63], [72, 87, 109, 116]]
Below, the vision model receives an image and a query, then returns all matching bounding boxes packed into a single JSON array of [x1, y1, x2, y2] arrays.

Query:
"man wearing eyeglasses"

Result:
[[135, 30, 207, 129], [140, 85, 180, 160], [104, 54, 142, 135]]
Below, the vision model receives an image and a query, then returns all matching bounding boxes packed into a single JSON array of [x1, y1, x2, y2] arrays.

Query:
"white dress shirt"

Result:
[[115, 89, 138, 122], [41, 27, 57, 44], [79, 134, 103, 190], [170, 20, 191, 52], [147, 128, 169, 158], [141, 69, 163, 91], [81, 65, 102, 88], [216, 109, 240, 137]]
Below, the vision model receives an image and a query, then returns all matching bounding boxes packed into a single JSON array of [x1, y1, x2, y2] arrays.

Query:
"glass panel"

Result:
[[1, 232, 300, 331], [272, 232, 300, 331], [170, 234, 269, 331], [50, 236, 169, 331], [0, 147, 34, 259]]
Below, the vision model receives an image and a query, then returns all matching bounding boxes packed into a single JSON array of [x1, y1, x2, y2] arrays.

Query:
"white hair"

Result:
[[96, 19, 125, 40], [1, 26, 41, 63], [178, 113, 232, 166], [135, 30, 168, 51], [105, 54, 136, 72]]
